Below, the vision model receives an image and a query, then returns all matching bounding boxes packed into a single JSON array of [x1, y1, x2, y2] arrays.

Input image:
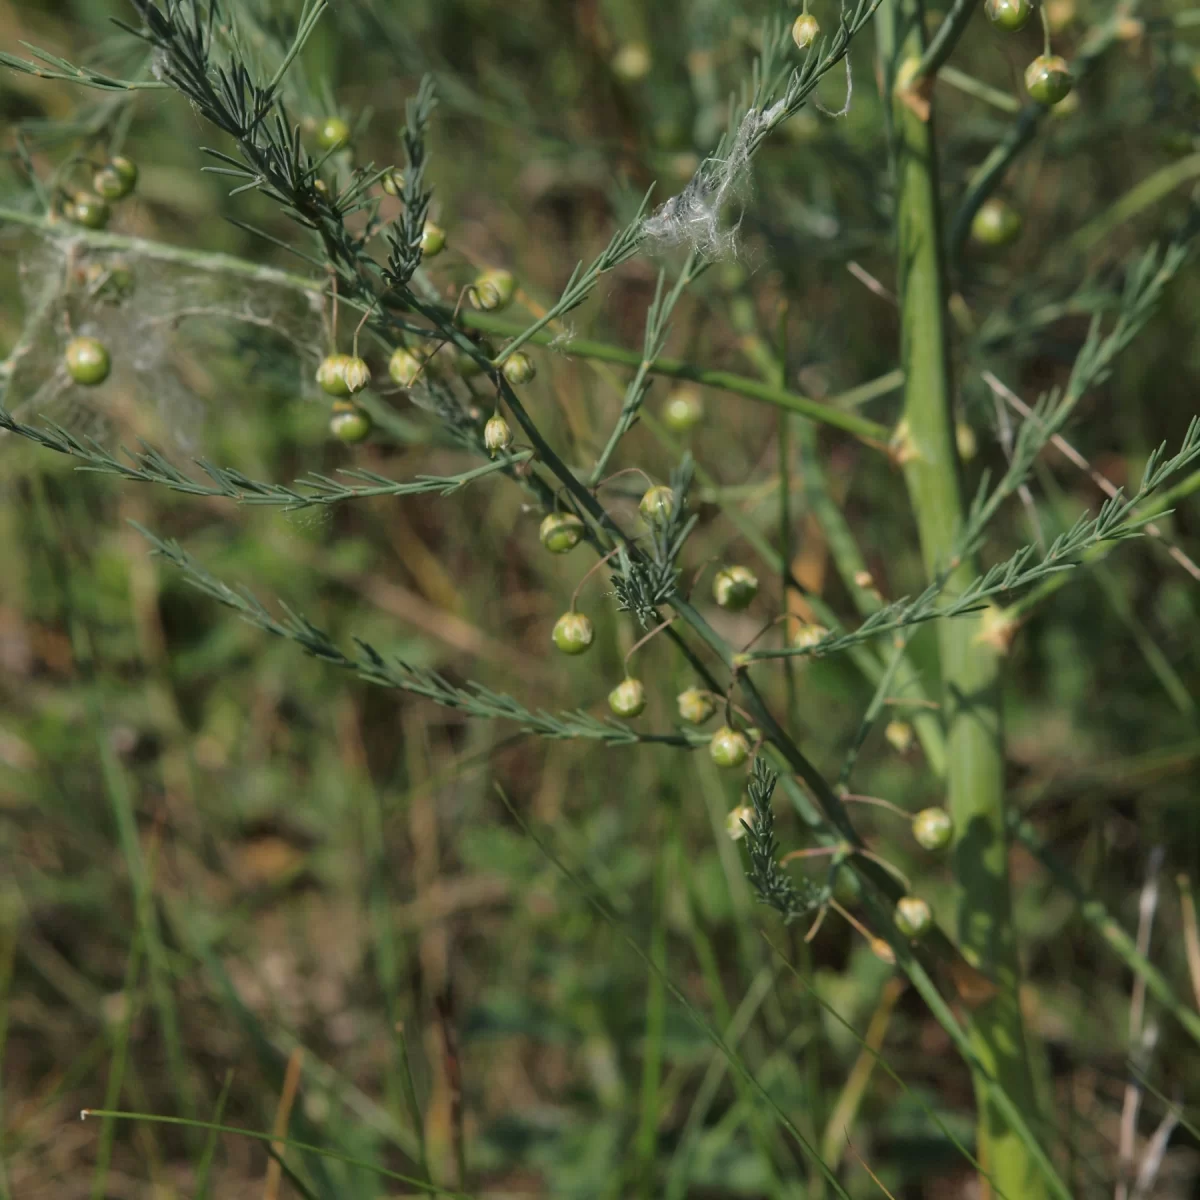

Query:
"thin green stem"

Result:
[[938, 65, 1022, 113], [1008, 813, 1200, 1049], [1068, 153, 1200, 255], [915, 0, 979, 80], [881, 0, 1046, 1193], [466, 310, 895, 443], [80, 1111, 471, 1197]]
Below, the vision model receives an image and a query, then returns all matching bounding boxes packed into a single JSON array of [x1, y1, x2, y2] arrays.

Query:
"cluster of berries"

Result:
[[58, 155, 138, 232]]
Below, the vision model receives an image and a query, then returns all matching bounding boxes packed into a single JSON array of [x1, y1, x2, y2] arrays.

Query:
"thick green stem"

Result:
[[880, 3, 1046, 1196]]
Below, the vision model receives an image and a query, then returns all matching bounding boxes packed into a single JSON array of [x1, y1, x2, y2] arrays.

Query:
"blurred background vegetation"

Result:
[[2, 0, 1200, 1196]]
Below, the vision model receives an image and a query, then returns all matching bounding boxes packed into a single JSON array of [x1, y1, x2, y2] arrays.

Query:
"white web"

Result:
[[2, 233, 326, 456]]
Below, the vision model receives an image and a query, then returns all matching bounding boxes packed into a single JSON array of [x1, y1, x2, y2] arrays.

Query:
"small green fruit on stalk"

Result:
[[65, 336, 111, 386], [710, 725, 750, 768], [552, 612, 594, 656], [539, 512, 584, 554], [1025, 55, 1074, 106], [608, 678, 646, 718]]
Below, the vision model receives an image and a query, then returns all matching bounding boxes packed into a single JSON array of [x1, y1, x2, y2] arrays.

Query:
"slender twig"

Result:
[[1177, 875, 1200, 1012]]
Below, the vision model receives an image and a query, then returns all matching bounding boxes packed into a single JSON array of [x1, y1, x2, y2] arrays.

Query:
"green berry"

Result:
[[608, 677, 646, 718], [884, 720, 913, 753], [69, 193, 110, 230], [710, 725, 750, 768], [317, 116, 351, 150], [94, 155, 138, 200], [316, 354, 353, 396], [662, 386, 704, 433], [552, 611, 594, 655], [983, 0, 1032, 31], [970, 197, 1023, 248], [725, 804, 756, 840], [611, 42, 652, 82], [111, 156, 138, 189], [484, 413, 513, 456], [713, 565, 759, 612], [381, 168, 404, 196], [677, 688, 715, 725], [92, 166, 125, 201], [1024, 55, 1073, 106], [956, 422, 978, 461], [792, 622, 829, 651], [470, 269, 516, 312], [894, 896, 933, 939], [792, 13, 820, 49], [502, 352, 536, 385], [64, 336, 111, 386], [638, 484, 676, 525], [540, 512, 585, 554], [388, 347, 424, 388], [912, 806, 954, 852], [329, 400, 372, 443], [420, 221, 446, 257], [341, 356, 371, 394]]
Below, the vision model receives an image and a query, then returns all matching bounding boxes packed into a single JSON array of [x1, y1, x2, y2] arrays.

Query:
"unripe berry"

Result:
[[662, 386, 704, 432], [388, 347, 424, 388], [317, 116, 351, 150], [69, 193, 110, 230], [725, 804, 756, 841], [64, 336, 111, 386], [420, 222, 446, 257], [329, 400, 372, 443], [470, 269, 516, 312], [1024, 55, 1073, 106], [956, 422, 978, 461], [93, 156, 138, 200], [484, 413, 513, 456], [638, 484, 675, 525], [341, 356, 371, 394], [677, 688, 715, 725], [894, 896, 933, 939], [792, 622, 829, 651], [983, 0, 1032, 31], [381, 168, 404, 196], [109, 156, 139, 192], [611, 42, 652, 82], [792, 13, 820, 49], [912, 806, 955, 852], [552, 611, 594, 655], [970, 197, 1023, 247], [713, 565, 759, 612], [539, 512, 585, 554], [608, 677, 646, 718], [316, 354, 353, 396], [710, 725, 750, 768], [93, 166, 125, 201], [502, 352, 536, 385], [885, 720, 913, 753]]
